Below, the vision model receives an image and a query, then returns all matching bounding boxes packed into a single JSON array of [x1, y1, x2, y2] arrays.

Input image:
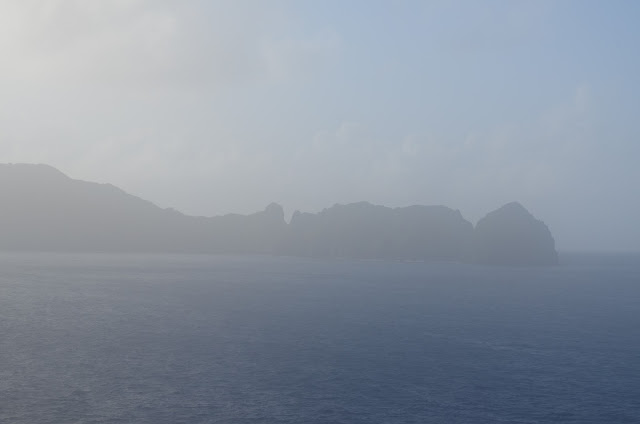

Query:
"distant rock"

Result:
[[286, 202, 473, 261], [0, 163, 284, 254], [0, 163, 559, 265], [472, 202, 558, 266]]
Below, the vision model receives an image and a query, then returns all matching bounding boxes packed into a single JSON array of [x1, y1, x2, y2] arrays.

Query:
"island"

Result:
[[0, 163, 558, 265]]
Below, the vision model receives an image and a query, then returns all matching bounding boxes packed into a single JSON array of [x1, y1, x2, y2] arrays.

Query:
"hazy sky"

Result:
[[1, 0, 639, 252]]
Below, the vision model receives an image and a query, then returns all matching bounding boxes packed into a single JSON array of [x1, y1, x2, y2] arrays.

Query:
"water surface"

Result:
[[1, 253, 639, 423]]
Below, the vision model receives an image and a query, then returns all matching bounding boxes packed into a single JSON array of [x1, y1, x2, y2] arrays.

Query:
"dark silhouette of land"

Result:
[[0, 164, 558, 265], [285, 202, 473, 261], [473, 202, 558, 265]]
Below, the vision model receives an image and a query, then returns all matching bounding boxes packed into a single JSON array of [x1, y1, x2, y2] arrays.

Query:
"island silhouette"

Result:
[[0, 163, 558, 265]]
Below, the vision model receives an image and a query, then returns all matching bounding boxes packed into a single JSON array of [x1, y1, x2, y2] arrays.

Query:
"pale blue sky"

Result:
[[1, 0, 639, 251]]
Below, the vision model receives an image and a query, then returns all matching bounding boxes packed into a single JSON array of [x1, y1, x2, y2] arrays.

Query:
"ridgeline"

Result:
[[0, 164, 558, 265]]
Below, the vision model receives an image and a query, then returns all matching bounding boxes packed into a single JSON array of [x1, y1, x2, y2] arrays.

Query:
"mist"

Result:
[[1, 1, 639, 252]]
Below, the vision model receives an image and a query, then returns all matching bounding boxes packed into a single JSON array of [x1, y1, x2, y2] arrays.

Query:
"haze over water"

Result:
[[2, 2, 640, 423], [2, 253, 638, 423], [2, 1, 640, 251]]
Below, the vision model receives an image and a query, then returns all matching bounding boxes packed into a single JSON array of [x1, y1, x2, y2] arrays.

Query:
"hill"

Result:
[[0, 164, 558, 265]]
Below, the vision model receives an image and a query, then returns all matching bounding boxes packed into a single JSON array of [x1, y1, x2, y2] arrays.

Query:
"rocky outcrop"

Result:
[[285, 202, 473, 261], [0, 164, 559, 265], [472, 202, 558, 266]]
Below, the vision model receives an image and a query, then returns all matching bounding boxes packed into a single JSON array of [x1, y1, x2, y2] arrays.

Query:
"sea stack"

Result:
[[473, 202, 558, 266]]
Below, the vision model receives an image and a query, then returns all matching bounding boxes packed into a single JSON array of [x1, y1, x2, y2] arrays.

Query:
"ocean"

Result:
[[1, 252, 638, 423]]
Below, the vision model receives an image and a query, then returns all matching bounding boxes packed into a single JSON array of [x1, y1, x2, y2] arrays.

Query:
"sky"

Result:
[[1, 0, 639, 252]]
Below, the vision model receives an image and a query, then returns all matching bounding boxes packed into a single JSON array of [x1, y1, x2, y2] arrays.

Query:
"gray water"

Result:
[[1, 253, 639, 423]]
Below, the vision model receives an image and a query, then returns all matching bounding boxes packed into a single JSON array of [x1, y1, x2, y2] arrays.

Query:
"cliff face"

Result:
[[0, 164, 559, 265], [286, 202, 473, 261], [472, 202, 559, 266]]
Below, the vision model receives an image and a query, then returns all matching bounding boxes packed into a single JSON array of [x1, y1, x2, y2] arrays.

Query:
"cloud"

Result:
[[0, 1, 340, 89], [0, 0, 343, 214], [1, 1, 175, 84]]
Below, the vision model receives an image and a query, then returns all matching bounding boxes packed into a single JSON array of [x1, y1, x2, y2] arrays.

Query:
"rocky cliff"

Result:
[[0, 164, 559, 265], [472, 202, 558, 265]]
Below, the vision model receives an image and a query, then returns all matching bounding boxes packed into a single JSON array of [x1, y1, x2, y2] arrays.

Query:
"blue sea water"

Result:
[[0, 252, 639, 423]]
